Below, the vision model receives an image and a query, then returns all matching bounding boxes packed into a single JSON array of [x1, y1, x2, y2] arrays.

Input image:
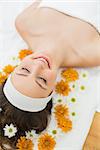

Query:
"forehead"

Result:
[[11, 72, 50, 98]]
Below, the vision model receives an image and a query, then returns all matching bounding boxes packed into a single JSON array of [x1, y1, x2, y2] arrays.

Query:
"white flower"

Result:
[[47, 127, 63, 139], [46, 115, 63, 139], [80, 70, 89, 80], [3, 123, 17, 138], [0, 107, 2, 112], [26, 130, 38, 140]]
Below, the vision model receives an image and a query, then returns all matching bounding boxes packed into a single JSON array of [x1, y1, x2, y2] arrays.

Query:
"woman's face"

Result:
[[11, 53, 57, 98]]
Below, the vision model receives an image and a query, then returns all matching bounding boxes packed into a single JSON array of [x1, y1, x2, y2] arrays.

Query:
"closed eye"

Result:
[[37, 77, 47, 85], [21, 67, 30, 73], [35, 80, 47, 90]]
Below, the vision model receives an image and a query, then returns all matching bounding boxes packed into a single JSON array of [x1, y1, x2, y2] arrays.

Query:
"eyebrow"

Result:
[[16, 73, 47, 91]]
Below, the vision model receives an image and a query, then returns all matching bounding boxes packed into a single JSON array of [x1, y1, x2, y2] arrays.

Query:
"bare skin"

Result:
[[11, 1, 100, 98]]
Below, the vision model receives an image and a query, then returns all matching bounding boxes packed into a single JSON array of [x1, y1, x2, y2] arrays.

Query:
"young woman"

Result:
[[0, 0, 100, 149], [12, 0, 100, 99]]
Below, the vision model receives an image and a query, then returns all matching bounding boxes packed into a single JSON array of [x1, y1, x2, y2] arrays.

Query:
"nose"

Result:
[[31, 59, 48, 76], [34, 58, 49, 68]]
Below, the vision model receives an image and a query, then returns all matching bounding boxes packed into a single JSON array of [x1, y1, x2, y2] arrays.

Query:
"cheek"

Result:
[[19, 56, 33, 68], [45, 70, 57, 82], [21, 56, 30, 64]]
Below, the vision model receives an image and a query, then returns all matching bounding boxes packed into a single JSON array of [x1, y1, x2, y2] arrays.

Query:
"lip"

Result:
[[34, 56, 51, 69]]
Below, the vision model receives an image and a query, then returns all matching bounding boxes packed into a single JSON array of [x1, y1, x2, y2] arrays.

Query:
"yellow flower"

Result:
[[54, 104, 69, 118], [16, 136, 34, 150], [0, 72, 8, 85], [57, 118, 72, 133], [55, 80, 71, 96], [3, 65, 16, 75], [61, 68, 79, 82], [18, 49, 33, 60], [38, 133, 56, 150]]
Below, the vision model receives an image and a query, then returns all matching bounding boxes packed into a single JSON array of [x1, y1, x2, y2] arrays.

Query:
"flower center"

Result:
[[30, 134, 33, 137], [9, 128, 13, 133], [45, 140, 50, 146]]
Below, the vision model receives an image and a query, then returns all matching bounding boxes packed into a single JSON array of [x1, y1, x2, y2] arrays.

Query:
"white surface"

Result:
[[0, 1, 100, 150]]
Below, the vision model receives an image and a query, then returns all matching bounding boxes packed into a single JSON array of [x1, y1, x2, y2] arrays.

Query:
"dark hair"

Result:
[[0, 81, 53, 149]]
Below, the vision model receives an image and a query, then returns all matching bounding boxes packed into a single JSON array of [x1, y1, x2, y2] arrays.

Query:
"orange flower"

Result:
[[54, 104, 69, 118], [54, 104, 72, 132], [61, 68, 79, 82], [3, 65, 16, 75], [0, 72, 8, 85], [38, 133, 56, 150], [55, 80, 71, 96], [16, 136, 34, 150], [57, 118, 72, 133], [18, 49, 33, 60]]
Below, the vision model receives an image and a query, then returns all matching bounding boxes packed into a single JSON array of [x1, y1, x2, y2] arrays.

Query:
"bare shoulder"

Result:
[[63, 35, 100, 68], [88, 36, 100, 66]]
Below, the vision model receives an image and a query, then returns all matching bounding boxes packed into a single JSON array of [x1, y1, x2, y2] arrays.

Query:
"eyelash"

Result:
[[38, 77, 47, 84], [22, 68, 47, 84], [22, 67, 30, 73]]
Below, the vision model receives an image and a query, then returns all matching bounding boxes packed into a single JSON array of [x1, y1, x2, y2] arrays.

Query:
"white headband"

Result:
[[3, 74, 54, 112]]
